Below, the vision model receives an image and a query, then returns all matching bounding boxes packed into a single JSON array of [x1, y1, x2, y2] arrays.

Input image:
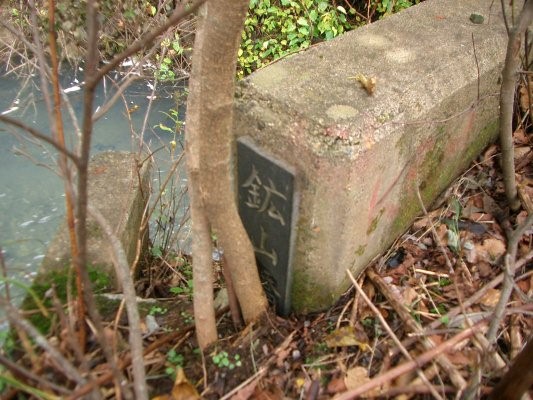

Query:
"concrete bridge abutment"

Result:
[[234, 0, 510, 313]]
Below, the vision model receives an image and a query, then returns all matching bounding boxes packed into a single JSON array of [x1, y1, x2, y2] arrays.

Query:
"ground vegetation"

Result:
[[1, 0, 420, 80]]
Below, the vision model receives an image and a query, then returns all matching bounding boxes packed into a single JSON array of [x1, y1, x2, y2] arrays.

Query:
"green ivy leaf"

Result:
[[336, 5, 347, 14], [296, 17, 308, 26], [151, 246, 162, 258], [124, 9, 136, 20]]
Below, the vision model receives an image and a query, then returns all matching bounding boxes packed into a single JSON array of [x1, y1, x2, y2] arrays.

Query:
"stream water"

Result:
[[0, 68, 186, 307]]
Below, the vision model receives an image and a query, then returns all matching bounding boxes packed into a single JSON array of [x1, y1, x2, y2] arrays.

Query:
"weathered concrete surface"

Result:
[[40, 152, 151, 288], [234, 0, 510, 313]]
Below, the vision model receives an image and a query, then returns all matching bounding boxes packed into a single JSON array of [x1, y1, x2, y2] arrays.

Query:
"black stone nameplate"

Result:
[[237, 137, 298, 316]]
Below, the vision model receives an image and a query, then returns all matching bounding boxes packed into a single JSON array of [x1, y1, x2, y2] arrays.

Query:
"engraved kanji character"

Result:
[[253, 225, 278, 266], [241, 165, 262, 209], [260, 178, 287, 226]]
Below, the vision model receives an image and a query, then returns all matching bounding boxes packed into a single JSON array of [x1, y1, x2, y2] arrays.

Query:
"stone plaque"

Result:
[[237, 137, 298, 316]]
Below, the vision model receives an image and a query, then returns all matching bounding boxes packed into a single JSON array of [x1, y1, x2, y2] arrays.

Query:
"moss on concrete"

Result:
[[86, 220, 104, 239], [391, 118, 499, 238], [355, 244, 366, 256], [20, 264, 112, 335], [291, 268, 337, 313], [367, 208, 385, 235]]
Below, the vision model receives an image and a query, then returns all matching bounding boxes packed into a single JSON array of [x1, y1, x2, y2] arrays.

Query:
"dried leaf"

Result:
[[249, 384, 284, 400], [402, 286, 419, 306], [348, 73, 376, 95], [152, 368, 200, 400], [446, 349, 475, 366], [514, 128, 529, 144], [468, 212, 493, 222], [327, 376, 347, 394], [479, 288, 501, 308], [344, 367, 370, 390], [482, 144, 499, 167], [517, 187, 533, 215], [519, 79, 532, 113], [477, 260, 493, 278], [514, 146, 531, 161], [477, 238, 506, 263], [230, 378, 259, 400], [325, 325, 370, 351]]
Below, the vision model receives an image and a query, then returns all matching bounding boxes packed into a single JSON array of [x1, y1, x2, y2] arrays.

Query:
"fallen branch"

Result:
[[391, 247, 530, 358], [346, 270, 445, 400], [366, 267, 466, 390], [333, 320, 485, 400], [0, 299, 88, 386], [487, 212, 533, 343], [488, 334, 533, 400]]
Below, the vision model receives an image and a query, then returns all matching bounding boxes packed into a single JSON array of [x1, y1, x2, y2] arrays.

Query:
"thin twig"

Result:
[[88, 0, 206, 88], [472, 33, 481, 101], [27, 0, 53, 121], [499, 0, 533, 210], [414, 181, 454, 272], [0, 115, 80, 166], [366, 267, 467, 390], [0, 299, 87, 385], [0, 354, 72, 396], [48, 0, 87, 353], [346, 270, 445, 400], [487, 212, 533, 343], [333, 320, 485, 400], [88, 204, 148, 400]]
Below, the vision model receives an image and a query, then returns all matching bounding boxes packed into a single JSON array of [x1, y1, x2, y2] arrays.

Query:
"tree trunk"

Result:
[[185, 0, 267, 334], [488, 334, 533, 400]]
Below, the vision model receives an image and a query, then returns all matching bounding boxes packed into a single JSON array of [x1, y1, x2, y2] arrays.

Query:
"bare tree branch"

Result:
[[487, 212, 533, 342], [347, 270, 446, 400], [0, 299, 87, 386], [88, 204, 148, 400], [499, 0, 533, 210], [0, 354, 72, 396], [488, 334, 533, 400], [0, 115, 80, 165], [88, 0, 206, 89], [333, 320, 485, 400]]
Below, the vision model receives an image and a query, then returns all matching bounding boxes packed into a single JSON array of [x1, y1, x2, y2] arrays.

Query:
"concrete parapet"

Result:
[[234, 0, 508, 313], [40, 152, 151, 288]]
